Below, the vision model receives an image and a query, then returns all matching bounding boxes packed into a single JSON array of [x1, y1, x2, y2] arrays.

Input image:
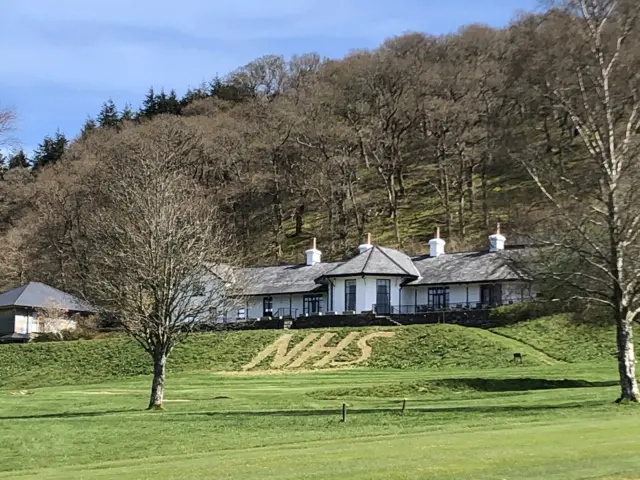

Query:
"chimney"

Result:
[[489, 223, 506, 252], [305, 237, 322, 266], [358, 232, 373, 254], [429, 227, 446, 257]]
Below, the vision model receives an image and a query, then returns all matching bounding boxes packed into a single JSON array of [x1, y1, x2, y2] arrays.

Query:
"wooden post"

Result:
[[342, 403, 347, 422], [402, 399, 406, 414]]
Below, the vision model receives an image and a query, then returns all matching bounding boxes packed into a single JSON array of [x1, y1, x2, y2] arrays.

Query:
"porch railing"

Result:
[[373, 301, 515, 315]]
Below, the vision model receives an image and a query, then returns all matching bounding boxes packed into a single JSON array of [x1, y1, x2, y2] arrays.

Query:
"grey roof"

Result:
[[240, 262, 342, 296], [319, 246, 420, 278], [0, 283, 96, 312], [405, 250, 523, 286]]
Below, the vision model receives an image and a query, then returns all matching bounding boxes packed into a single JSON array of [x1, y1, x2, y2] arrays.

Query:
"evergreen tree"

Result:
[[7, 149, 30, 169], [97, 99, 120, 128], [139, 87, 158, 118], [32, 131, 68, 169], [166, 89, 181, 115], [180, 87, 208, 107], [121, 103, 135, 122], [80, 117, 97, 139]]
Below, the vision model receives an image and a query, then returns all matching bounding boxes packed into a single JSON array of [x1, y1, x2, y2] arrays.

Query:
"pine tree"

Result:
[[80, 117, 97, 139], [139, 87, 158, 118], [121, 103, 134, 122], [32, 131, 68, 169], [166, 89, 181, 115], [97, 99, 120, 128], [7, 149, 30, 169]]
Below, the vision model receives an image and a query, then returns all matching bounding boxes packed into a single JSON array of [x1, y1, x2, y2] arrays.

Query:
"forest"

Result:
[[0, 1, 638, 305]]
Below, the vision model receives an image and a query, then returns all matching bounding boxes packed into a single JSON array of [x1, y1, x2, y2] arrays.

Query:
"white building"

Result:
[[224, 227, 534, 321], [0, 282, 97, 342]]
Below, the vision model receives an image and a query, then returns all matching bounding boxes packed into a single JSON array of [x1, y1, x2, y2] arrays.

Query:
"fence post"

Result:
[[342, 403, 347, 423], [401, 398, 406, 414]]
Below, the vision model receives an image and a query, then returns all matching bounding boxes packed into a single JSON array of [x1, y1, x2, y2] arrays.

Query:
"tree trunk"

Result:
[[294, 204, 304, 236], [615, 315, 640, 403], [148, 352, 167, 410], [481, 155, 489, 231]]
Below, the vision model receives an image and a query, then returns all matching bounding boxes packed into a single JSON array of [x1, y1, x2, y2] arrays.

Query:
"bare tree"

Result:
[[515, 0, 640, 402], [85, 117, 243, 409], [0, 106, 16, 149]]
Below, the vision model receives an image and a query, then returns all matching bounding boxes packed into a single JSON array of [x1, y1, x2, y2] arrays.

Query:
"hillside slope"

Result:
[[0, 316, 624, 390]]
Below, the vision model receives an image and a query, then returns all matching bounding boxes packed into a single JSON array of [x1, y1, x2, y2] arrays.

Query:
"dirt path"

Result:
[[478, 329, 563, 365]]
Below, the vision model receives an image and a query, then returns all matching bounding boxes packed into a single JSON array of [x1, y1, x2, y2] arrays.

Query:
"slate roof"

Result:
[[240, 262, 342, 296], [0, 282, 96, 312], [405, 250, 523, 286], [318, 246, 420, 278]]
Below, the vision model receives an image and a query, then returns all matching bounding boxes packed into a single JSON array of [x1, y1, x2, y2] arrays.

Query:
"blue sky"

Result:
[[0, 0, 537, 155]]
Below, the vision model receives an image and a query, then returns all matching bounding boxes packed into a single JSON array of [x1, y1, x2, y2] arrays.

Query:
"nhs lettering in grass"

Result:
[[242, 331, 395, 370]]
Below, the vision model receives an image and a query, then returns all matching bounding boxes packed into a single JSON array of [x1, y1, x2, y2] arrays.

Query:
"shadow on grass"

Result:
[[432, 378, 617, 392], [0, 408, 140, 420], [309, 378, 619, 400], [0, 378, 618, 421], [0, 400, 612, 422]]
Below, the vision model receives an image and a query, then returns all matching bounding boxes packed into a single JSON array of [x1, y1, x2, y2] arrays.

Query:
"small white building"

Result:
[[0, 282, 96, 342], [223, 227, 534, 321]]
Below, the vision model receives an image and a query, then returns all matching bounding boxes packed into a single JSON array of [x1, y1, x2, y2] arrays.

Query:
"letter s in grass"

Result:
[[330, 332, 395, 367]]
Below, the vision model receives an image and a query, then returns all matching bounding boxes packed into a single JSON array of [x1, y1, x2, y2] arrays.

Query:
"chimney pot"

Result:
[[489, 223, 506, 252], [305, 238, 322, 265], [429, 227, 446, 257], [358, 232, 373, 254]]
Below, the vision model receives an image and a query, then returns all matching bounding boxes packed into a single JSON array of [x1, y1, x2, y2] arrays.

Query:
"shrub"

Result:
[[488, 301, 566, 326]]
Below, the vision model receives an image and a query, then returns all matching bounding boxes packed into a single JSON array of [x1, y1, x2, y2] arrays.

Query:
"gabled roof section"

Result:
[[319, 246, 420, 279], [406, 250, 523, 286], [0, 282, 96, 312], [240, 262, 342, 296]]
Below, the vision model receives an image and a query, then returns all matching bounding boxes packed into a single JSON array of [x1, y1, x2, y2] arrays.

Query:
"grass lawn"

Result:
[[0, 363, 638, 480]]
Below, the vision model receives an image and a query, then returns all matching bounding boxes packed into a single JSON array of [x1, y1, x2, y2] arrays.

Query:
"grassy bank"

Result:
[[0, 315, 626, 389]]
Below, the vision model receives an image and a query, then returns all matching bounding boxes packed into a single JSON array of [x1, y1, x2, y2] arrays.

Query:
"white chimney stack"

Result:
[[429, 227, 446, 257], [489, 223, 506, 252], [358, 232, 373, 254], [305, 237, 322, 266]]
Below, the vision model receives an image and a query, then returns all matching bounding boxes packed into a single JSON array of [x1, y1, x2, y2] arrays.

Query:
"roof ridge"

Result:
[[360, 246, 376, 275], [376, 246, 415, 276], [12, 284, 30, 306]]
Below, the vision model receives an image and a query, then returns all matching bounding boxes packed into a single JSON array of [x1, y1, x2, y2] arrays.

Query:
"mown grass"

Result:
[[0, 366, 637, 479], [0, 315, 637, 479], [492, 314, 619, 362], [0, 324, 547, 389]]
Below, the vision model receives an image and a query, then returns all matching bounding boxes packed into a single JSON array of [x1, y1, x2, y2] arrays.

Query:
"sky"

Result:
[[0, 0, 538, 155]]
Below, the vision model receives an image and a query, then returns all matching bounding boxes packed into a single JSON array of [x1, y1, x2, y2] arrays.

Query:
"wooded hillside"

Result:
[[0, 3, 638, 301]]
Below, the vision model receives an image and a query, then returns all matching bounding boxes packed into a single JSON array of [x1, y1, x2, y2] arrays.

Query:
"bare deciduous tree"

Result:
[[85, 118, 243, 409], [516, 0, 640, 402], [0, 106, 16, 150]]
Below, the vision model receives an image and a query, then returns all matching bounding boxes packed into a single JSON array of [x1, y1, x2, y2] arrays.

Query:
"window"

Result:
[[237, 308, 246, 319], [344, 280, 357, 312], [480, 284, 502, 306], [304, 294, 323, 315], [376, 279, 391, 314], [192, 282, 205, 297], [428, 287, 449, 309], [263, 297, 273, 317]]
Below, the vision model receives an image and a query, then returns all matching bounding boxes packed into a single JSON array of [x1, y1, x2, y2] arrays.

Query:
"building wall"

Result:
[[239, 293, 329, 319], [330, 276, 403, 313], [13, 308, 77, 334], [400, 282, 533, 308]]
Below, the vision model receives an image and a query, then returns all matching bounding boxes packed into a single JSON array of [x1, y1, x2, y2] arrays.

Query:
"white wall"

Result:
[[237, 293, 329, 319], [14, 311, 77, 334], [331, 276, 403, 313], [401, 282, 533, 309]]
